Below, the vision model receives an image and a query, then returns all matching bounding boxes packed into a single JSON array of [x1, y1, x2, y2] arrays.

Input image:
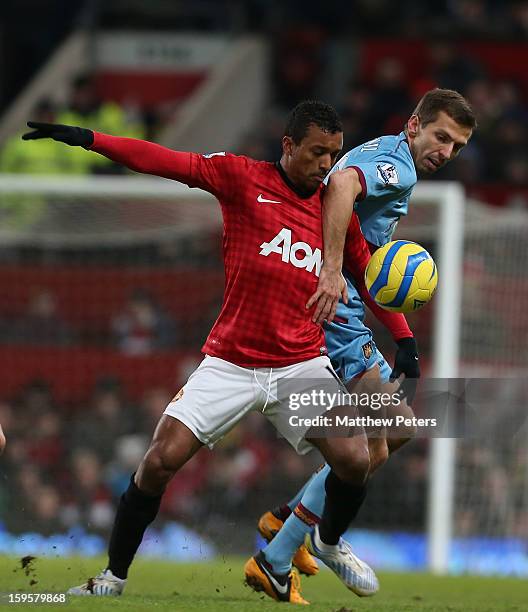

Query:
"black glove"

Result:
[[390, 337, 420, 380], [391, 337, 420, 405], [22, 122, 94, 148]]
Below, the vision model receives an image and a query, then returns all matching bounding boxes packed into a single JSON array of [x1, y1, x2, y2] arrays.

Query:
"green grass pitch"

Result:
[[0, 555, 526, 611]]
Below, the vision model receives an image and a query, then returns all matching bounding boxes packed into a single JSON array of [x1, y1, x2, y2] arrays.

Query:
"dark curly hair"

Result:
[[284, 100, 343, 145]]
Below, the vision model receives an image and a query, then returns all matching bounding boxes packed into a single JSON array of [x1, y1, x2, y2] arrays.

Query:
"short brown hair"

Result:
[[412, 88, 477, 130]]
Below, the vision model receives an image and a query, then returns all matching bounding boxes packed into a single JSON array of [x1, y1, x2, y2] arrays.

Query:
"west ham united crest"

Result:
[[362, 341, 373, 360]]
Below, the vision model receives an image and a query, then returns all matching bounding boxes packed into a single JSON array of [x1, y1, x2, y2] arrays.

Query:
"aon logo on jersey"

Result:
[[259, 228, 322, 277]]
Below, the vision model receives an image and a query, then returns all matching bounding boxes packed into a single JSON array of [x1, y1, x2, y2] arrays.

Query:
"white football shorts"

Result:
[[164, 354, 345, 455]]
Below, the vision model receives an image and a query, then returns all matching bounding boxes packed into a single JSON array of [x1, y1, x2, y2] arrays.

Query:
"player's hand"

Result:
[[22, 122, 94, 147], [0, 424, 5, 456], [306, 267, 348, 325], [391, 338, 419, 404], [390, 337, 420, 380]]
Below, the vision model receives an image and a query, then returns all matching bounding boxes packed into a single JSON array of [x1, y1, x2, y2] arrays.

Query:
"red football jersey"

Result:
[[188, 152, 327, 367], [90, 134, 408, 367], [90, 133, 328, 366]]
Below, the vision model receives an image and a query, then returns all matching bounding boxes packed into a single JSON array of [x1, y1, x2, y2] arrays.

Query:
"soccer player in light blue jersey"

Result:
[[246, 89, 476, 603]]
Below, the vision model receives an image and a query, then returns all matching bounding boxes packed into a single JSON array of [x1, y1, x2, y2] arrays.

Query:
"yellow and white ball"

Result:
[[365, 240, 438, 313]]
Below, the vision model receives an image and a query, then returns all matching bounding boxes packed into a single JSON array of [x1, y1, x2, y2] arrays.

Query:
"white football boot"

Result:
[[304, 525, 379, 597], [67, 568, 126, 596]]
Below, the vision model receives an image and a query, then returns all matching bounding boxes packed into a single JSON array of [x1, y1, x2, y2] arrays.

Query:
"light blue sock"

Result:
[[285, 471, 314, 511], [263, 464, 330, 573]]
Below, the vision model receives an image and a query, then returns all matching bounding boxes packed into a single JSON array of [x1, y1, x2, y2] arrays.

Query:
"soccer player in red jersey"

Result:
[[23, 102, 410, 602]]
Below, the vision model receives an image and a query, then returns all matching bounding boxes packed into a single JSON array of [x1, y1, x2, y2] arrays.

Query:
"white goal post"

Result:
[[413, 182, 465, 575]]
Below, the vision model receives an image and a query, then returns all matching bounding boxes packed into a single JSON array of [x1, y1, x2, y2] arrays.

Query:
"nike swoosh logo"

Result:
[[257, 194, 281, 204], [259, 561, 288, 595]]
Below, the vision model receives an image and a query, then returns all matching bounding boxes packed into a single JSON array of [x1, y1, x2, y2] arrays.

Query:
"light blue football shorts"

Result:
[[324, 280, 392, 384]]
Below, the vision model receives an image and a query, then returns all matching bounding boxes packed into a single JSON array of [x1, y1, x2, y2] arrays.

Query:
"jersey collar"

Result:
[[398, 131, 410, 149]]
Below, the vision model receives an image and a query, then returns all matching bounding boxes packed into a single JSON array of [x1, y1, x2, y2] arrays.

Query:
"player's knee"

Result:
[[139, 441, 182, 485], [331, 441, 370, 485]]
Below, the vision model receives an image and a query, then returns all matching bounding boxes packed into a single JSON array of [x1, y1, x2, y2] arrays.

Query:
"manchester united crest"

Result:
[[171, 388, 184, 402]]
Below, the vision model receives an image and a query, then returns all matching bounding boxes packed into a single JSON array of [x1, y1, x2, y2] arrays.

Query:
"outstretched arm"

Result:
[[23, 123, 194, 183], [89, 132, 194, 182], [307, 168, 364, 324]]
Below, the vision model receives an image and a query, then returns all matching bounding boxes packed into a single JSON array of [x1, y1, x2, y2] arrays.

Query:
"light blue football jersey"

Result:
[[322, 132, 417, 382], [329, 131, 417, 247]]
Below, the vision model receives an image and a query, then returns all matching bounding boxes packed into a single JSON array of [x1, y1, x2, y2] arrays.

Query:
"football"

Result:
[[365, 240, 438, 313]]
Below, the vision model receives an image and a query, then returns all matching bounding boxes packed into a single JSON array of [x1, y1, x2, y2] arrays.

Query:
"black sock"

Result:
[[107, 474, 162, 579], [318, 470, 367, 546]]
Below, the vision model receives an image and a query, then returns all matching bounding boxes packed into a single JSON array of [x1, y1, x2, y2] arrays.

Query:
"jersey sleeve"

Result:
[[90, 133, 248, 199], [343, 213, 413, 341], [188, 152, 249, 199], [90, 132, 193, 181], [353, 158, 412, 201]]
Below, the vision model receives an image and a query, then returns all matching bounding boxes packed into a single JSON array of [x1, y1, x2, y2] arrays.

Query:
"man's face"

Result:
[[283, 124, 343, 192], [408, 111, 473, 174]]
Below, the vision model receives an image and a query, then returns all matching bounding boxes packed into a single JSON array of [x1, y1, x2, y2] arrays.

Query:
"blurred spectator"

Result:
[[0, 289, 75, 346], [273, 27, 327, 108], [509, 0, 528, 37], [363, 57, 411, 136], [339, 82, 375, 150], [17, 379, 57, 419], [5, 464, 46, 532], [63, 449, 114, 532], [25, 409, 64, 472], [70, 377, 138, 462], [427, 41, 484, 94], [106, 434, 149, 499], [160, 449, 211, 522], [0, 99, 90, 175], [447, 0, 496, 36], [28, 484, 64, 535], [57, 73, 145, 175], [112, 289, 177, 355], [138, 387, 173, 432], [0, 99, 89, 235]]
